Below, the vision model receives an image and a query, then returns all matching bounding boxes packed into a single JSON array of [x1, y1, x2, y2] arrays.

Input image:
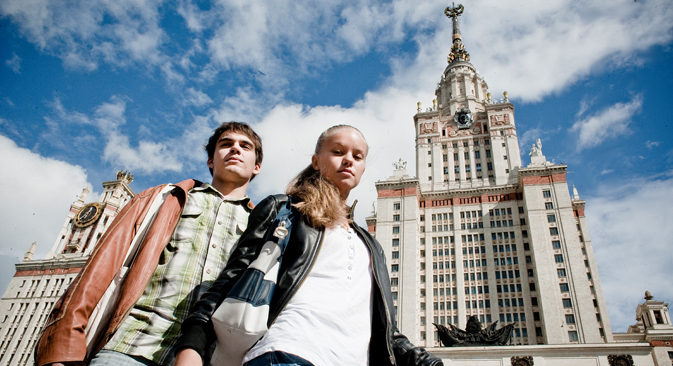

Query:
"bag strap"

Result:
[[265, 196, 295, 257]]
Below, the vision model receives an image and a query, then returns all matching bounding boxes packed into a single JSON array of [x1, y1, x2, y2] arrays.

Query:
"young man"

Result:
[[35, 122, 263, 366]]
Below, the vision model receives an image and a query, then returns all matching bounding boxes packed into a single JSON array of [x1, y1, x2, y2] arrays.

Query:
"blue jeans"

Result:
[[244, 351, 315, 366], [89, 350, 161, 366]]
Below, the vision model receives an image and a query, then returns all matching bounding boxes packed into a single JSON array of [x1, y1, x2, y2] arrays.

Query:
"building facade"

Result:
[[0, 171, 134, 366], [366, 5, 612, 348]]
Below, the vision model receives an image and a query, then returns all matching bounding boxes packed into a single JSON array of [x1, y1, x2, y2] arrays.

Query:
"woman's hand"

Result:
[[174, 348, 203, 366]]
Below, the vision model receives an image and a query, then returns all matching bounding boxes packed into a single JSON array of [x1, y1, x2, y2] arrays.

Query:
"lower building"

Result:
[[0, 172, 134, 366]]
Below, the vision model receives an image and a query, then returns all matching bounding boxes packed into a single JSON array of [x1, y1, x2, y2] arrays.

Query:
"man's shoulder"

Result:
[[136, 179, 201, 198]]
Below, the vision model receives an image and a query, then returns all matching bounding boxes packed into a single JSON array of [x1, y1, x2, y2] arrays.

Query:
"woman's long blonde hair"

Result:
[[286, 125, 367, 229]]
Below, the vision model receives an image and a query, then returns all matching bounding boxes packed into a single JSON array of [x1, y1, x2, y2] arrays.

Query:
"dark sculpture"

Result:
[[434, 316, 515, 347], [608, 355, 634, 366]]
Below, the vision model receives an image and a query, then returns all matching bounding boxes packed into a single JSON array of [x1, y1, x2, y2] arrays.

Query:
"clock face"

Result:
[[454, 108, 473, 129], [74, 203, 102, 227]]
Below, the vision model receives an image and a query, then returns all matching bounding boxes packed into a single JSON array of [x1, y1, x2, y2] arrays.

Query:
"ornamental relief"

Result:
[[608, 354, 634, 366], [490, 114, 510, 126], [420, 122, 436, 134], [511, 356, 534, 366]]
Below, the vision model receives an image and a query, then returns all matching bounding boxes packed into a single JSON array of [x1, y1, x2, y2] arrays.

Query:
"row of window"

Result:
[[495, 269, 521, 278], [497, 284, 525, 293], [490, 219, 514, 227], [498, 298, 526, 308]]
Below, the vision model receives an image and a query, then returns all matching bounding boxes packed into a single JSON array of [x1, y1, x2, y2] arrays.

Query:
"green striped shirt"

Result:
[[104, 183, 251, 365]]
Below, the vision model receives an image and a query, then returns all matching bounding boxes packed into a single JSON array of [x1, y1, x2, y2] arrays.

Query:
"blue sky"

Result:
[[1, 0, 672, 333]]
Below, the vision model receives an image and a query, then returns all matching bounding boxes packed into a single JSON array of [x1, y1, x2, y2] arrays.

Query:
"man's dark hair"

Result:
[[205, 121, 263, 177]]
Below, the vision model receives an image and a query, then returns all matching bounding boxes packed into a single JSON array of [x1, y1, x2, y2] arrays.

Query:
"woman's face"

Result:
[[312, 128, 368, 200]]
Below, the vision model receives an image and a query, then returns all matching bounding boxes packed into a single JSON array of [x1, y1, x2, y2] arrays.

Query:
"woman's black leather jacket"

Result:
[[176, 194, 443, 366]]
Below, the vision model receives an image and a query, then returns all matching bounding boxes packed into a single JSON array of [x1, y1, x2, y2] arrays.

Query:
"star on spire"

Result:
[[445, 3, 470, 64]]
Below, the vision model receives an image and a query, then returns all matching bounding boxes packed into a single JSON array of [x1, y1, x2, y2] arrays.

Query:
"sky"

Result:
[[1, 0, 672, 333]]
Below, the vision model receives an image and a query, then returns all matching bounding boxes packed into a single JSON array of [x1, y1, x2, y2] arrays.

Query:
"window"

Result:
[[503, 155, 508, 160], [533, 312, 540, 321], [420, 215, 425, 221], [394, 203, 401, 210], [443, 154, 448, 162], [475, 151, 480, 159], [529, 283, 536, 291], [522, 230, 528, 238], [520, 218, 526, 225], [391, 264, 399, 272], [557, 268, 567, 277], [393, 226, 400, 234], [476, 163, 482, 172], [428, 176, 432, 181], [444, 167, 449, 175], [455, 166, 460, 174], [560, 283, 569, 292], [552, 240, 561, 249], [393, 214, 400, 222], [531, 297, 538, 306], [565, 314, 576, 324], [518, 207, 524, 214], [543, 190, 551, 198], [550, 227, 559, 235], [392, 251, 399, 259], [465, 165, 471, 172], [454, 153, 459, 161], [535, 327, 543, 337], [486, 150, 491, 158], [568, 331, 578, 341], [392, 239, 399, 246], [554, 254, 564, 263], [487, 162, 493, 171], [545, 202, 554, 209], [391, 278, 398, 286], [464, 152, 470, 160], [428, 163, 432, 167], [547, 214, 556, 222]]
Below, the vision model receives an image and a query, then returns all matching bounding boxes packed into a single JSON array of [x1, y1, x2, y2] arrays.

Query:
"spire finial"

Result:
[[444, 4, 470, 64]]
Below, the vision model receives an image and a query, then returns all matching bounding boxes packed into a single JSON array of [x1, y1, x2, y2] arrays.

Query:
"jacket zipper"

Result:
[[354, 225, 395, 365], [267, 229, 325, 326]]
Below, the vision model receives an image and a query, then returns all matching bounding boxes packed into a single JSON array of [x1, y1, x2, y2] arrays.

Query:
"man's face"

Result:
[[207, 131, 261, 186]]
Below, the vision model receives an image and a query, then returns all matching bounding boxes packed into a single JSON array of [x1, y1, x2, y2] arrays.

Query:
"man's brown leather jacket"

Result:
[[34, 179, 198, 366]]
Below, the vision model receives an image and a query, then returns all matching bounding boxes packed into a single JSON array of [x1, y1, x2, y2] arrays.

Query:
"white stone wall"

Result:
[[0, 271, 78, 366]]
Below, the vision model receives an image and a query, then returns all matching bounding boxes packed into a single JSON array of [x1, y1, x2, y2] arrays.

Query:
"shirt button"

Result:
[[218, 221, 222, 225], [212, 244, 217, 248], [349, 256, 353, 260], [347, 276, 352, 280], [348, 266, 352, 270], [206, 269, 212, 274]]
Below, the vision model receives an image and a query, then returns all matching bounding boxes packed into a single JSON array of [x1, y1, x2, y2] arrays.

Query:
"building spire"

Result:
[[444, 3, 470, 64]]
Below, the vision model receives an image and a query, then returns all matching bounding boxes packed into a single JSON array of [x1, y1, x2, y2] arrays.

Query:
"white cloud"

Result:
[[5, 53, 21, 73], [0, 134, 94, 260], [570, 95, 643, 150], [646, 141, 660, 149], [3, 0, 672, 101], [46, 96, 183, 174], [585, 173, 673, 331], [182, 87, 213, 107], [601, 169, 614, 175], [0, 0, 167, 71]]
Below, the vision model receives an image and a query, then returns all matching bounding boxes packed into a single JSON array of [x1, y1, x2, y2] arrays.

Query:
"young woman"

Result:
[[174, 125, 442, 366]]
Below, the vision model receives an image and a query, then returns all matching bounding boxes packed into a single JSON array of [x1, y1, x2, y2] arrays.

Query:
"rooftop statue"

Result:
[[434, 316, 515, 347]]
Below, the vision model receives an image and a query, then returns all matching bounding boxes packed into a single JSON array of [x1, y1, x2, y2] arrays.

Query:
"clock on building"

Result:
[[454, 108, 473, 129], [74, 203, 103, 227]]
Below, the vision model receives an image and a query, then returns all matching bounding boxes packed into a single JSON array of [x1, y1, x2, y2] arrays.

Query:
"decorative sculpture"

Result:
[[434, 316, 515, 347], [511, 356, 534, 366], [529, 139, 543, 157], [608, 354, 634, 366], [645, 290, 653, 301], [393, 158, 407, 170]]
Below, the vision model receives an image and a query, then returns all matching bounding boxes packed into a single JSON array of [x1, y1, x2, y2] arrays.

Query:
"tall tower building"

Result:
[[0, 171, 134, 366], [366, 5, 612, 348]]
